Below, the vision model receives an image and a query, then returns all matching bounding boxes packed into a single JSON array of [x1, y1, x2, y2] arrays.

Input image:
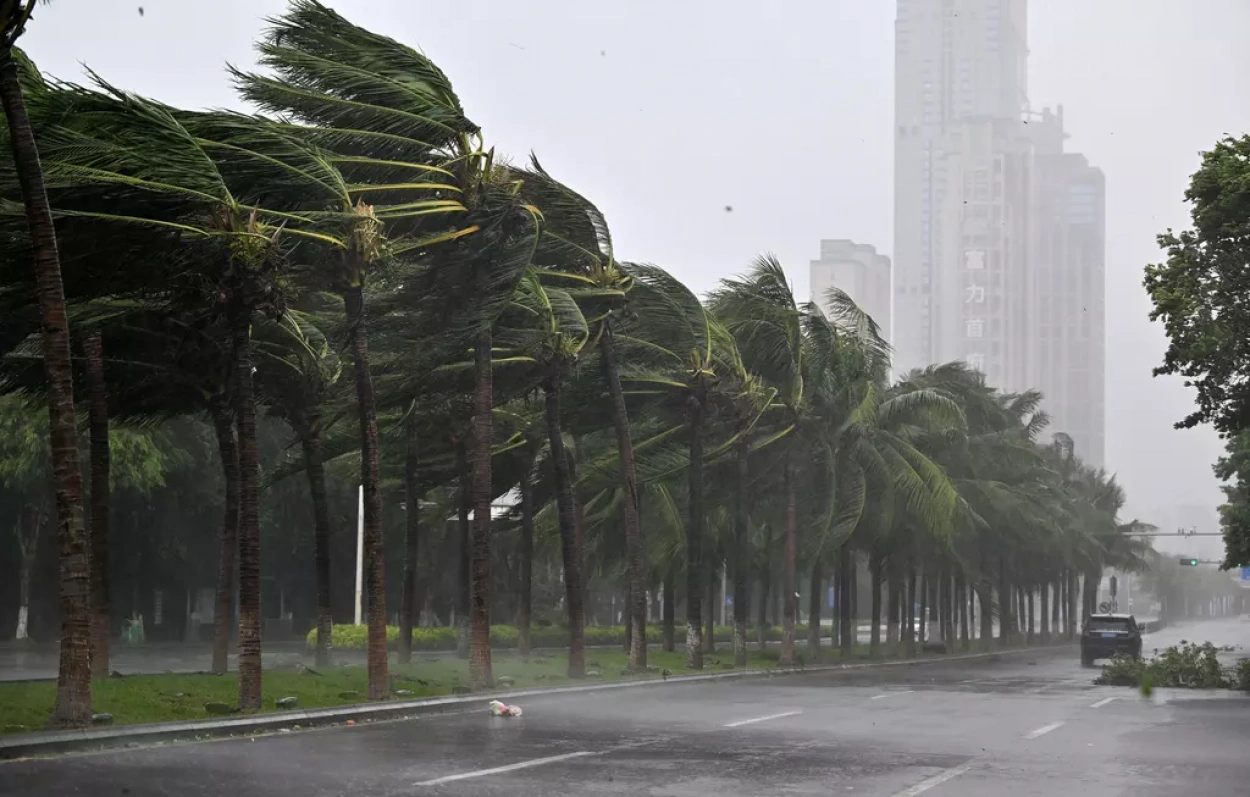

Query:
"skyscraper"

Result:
[[1029, 107, 1106, 466], [893, 0, 1105, 464], [893, 0, 1030, 378], [809, 240, 892, 340]]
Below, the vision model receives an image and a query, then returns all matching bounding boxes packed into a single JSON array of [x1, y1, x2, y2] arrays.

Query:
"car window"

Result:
[[1087, 617, 1132, 632]]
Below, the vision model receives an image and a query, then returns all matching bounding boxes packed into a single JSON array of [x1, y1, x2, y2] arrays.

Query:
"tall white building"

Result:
[[893, 0, 1105, 464], [1029, 107, 1106, 466], [809, 240, 892, 340], [893, 0, 1030, 378]]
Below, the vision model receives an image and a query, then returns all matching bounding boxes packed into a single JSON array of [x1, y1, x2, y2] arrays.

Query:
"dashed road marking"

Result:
[[871, 690, 916, 700], [1024, 721, 1064, 739], [890, 762, 974, 796], [1090, 696, 1118, 708], [414, 751, 598, 785], [723, 710, 803, 728]]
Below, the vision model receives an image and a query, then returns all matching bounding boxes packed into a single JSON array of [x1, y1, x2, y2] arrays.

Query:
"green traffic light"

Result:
[[1190, 559, 1198, 566]]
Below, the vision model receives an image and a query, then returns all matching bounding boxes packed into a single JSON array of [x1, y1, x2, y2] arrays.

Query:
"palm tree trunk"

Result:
[[623, 579, 633, 652], [516, 455, 535, 656], [807, 561, 822, 661], [1040, 580, 1050, 644], [302, 413, 334, 669], [756, 564, 770, 650], [904, 568, 917, 657], [210, 403, 238, 675], [685, 399, 706, 670], [939, 571, 951, 651], [83, 330, 111, 679], [569, 440, 590, 619], [14, 504, 40, 641], [918, 570, 928, 646], [455, 443, 470, 658], [886, 561, 899, 650], [468, 329, 494, 689], [1070, 572, 1079, 635], [732, 442, 749, 667], [869, 556, 882, 658], [958, 576, 970, 650], [1051, 577, 1061, 637], [997, 557, 1012, 647], [399, 408, 420, 665], [977, 585, 993, 649], [232, 305, 263, 710], [703, 564, 715, 654], [601, 324, 646, 670], [1, 49, 91, 729], [840, 544, 854, 655], [662, 569, 675, 652], [544, 361, 586, 677], [778, 453, 797, 667], [343, 286, 387, 701]]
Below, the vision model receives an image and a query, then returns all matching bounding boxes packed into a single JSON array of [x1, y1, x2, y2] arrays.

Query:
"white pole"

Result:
[[354, 484, 364, 625]]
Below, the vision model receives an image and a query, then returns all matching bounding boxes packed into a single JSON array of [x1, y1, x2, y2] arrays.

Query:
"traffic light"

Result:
[[1179, 558, 1198, 566]]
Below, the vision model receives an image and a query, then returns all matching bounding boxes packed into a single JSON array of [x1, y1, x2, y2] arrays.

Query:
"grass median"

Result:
[[0, 646, 869, 734]]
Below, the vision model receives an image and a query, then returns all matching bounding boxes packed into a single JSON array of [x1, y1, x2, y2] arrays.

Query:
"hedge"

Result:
[[305, 623, 815, 652]]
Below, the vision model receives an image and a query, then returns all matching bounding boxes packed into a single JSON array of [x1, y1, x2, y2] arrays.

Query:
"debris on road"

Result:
[[489, 700, 522, 717]]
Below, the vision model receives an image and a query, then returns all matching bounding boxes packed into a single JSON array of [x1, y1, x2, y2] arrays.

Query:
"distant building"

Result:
[[892, 0, 1105, 468], [892, 0, 1030, 375], [934, 116, 1035, 393], [809, 239, 892, 341], [1028, 107, 1106, 467]]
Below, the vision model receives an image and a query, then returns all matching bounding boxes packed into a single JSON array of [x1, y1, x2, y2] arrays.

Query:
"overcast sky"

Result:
[[23, 1, 1250, 551]]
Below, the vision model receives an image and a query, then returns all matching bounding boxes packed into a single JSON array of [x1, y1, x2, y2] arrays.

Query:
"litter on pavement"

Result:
[[489, 700, 523, 717]]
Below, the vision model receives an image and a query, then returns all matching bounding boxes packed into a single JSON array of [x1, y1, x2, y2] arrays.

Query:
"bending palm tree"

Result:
[[0, 4, 90, 727]]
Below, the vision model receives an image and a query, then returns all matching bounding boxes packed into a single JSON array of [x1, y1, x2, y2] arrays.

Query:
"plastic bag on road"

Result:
[[489, 700, 523, 717]]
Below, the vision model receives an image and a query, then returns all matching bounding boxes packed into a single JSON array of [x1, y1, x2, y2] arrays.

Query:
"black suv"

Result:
[[1080, 613, 1142, 666]]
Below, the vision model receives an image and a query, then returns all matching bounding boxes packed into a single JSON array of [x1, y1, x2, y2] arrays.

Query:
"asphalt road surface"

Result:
[[3, 618, 1248, 797]]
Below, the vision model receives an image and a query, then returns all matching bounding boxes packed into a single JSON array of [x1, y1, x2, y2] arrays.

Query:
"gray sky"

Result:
[[24, 0, 1250, 549]]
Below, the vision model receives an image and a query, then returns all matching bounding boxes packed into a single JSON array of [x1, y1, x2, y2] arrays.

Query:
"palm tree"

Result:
[[237, 0, 538, 692], [252, 308, 342, 668], [513, 158, 649, 669], [0, 6, 91, 727], [616, 263, 747, 669], [709, 255, 810, 666], [82, 328, 110, 677]]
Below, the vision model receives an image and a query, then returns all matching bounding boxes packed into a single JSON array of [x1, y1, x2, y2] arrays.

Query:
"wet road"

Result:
[[3, 618, 1249, 797]]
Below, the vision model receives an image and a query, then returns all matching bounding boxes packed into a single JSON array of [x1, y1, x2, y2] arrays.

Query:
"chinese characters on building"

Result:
[[963, 249, 985, 372]]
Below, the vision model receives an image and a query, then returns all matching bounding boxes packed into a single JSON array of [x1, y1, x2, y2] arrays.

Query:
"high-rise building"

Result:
[[893, 0, 1030, 376], [810, 240, 892, 339], [893, 0, 1105, 465], [1029, 107, 1106, 466]]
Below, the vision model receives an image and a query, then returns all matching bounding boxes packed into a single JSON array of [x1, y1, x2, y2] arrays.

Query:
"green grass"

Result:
[[0, 646, 858, 735]]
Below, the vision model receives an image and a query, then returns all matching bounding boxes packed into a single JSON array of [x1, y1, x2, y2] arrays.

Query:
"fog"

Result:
[[22, 0, 1250, 557]]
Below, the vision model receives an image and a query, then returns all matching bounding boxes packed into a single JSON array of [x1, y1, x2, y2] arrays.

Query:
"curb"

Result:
[[0, 642, 1073, 761]]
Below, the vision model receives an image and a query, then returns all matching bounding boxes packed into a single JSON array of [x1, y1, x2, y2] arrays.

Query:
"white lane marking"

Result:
[[1090, 696, 1118, 708], [891, 762, 974, 796], [872, 690, 915, 700], [723, 710, 803, 728], [414, 751, 598, 785], [1024, 721, 1065, 739]]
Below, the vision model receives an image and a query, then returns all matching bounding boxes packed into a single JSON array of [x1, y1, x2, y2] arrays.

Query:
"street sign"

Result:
[[1241, 566, 1250, 582]]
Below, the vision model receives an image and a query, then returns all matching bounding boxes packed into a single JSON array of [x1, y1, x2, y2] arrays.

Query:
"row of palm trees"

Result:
[[0, 0, 1149, 728]]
